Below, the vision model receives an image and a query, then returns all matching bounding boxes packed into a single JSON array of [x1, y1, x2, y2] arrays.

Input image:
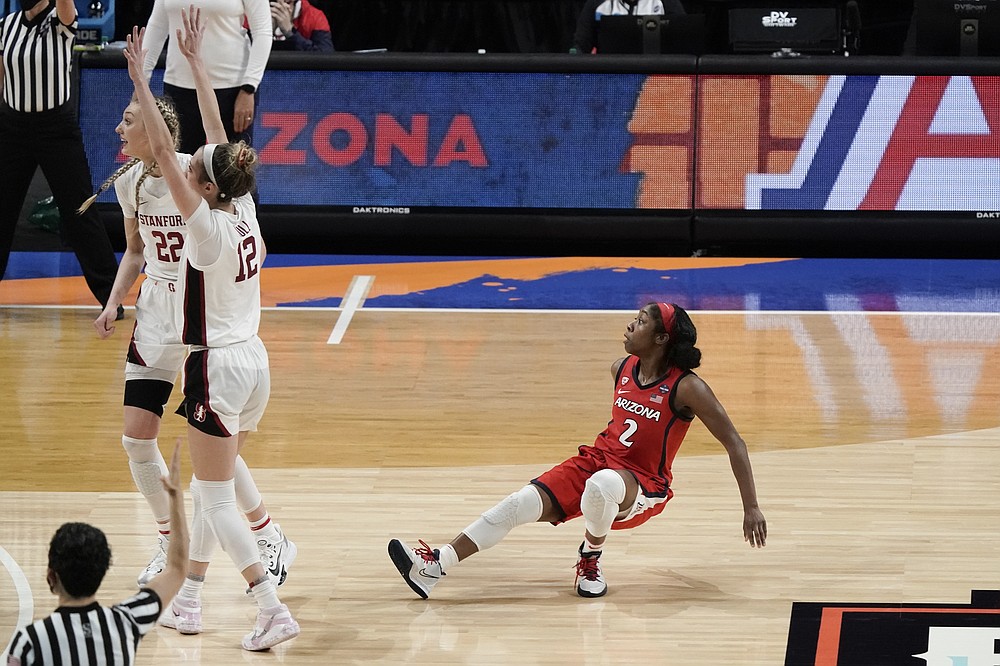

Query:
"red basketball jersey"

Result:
[[593, 355, 694, 494]]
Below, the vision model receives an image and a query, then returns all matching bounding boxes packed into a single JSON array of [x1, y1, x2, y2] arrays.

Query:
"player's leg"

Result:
[[235, 450, 298, 593], [184, 343, 298, 651], [387, 484, 560, 599], [122, 366, 175, 586], [574, 468, 640, 598]]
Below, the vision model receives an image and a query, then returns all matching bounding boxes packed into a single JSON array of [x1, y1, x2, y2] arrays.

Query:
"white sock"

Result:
[[249, 513, 280, 541], [178, 575, 204, 603], [438, 544, 460, 572], [250, 577, 281, 611]]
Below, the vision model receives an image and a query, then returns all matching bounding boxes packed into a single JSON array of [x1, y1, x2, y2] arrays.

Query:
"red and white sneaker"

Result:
[[574, 543, 607, 598]]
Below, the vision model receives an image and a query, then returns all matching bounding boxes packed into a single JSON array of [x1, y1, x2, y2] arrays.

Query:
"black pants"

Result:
[[163, 83, 258, 155], [0, 102, 118, 307]]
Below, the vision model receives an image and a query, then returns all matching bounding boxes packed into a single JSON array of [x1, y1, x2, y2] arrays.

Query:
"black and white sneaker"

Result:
[[246, 527, 297, 595], [388, 538, 444, 599]]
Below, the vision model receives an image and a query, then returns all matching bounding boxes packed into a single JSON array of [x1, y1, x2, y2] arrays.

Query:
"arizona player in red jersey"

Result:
[[389, 302, 767, 599]]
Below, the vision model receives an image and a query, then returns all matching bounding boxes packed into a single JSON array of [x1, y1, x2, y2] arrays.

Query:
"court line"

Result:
[[3, 304, 1000, 316], [327, 275, 375, 344], [0, 545, 33, 650]]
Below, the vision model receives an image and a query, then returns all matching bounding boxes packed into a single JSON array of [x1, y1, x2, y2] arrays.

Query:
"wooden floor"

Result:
[[3, 306, 1000, 664]]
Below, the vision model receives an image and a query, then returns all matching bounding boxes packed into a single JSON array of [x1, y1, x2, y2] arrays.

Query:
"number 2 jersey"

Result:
[[114, 153, 193, 283], [594, 355, 695, 495], [176, 195, 263, 347]]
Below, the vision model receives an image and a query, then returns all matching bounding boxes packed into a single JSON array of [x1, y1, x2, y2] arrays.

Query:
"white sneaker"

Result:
[[158, 596, 203, 635], [137, 534, 168, 587], [574, 543, 607, 598], [387, 538, 444, 599], [245, 527, 298, 595], [241, 603, 300, 651]]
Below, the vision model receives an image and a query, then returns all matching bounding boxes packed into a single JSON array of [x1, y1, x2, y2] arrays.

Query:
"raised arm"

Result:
[[176, 6, 227, 144], [677, 374, 767, 548], [54, 0, 76, 28], [124, 27, 203, 220], [143, 440, 189, 602]]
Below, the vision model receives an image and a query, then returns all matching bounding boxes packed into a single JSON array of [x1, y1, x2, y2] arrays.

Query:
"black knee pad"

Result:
[[123, 379, 174, 417]]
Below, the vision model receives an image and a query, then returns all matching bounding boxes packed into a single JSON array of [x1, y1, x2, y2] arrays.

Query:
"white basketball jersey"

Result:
[[176, 195, 264, 348], [114, 153, 193, 283]]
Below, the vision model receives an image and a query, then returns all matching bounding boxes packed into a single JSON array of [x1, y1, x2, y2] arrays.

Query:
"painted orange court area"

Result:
[[0, 256, 786, 306]]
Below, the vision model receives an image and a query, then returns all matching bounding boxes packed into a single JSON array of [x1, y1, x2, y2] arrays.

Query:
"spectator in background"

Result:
[[270, 0, 333, 51], [142, 0, 272, 154], [572, 0, 686, 53]]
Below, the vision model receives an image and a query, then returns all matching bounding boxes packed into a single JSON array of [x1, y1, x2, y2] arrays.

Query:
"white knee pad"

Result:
[[463, 485, 543, 551], [123, 436, 168, 496], [233, 455, 262, 514], [123, 436, 170, 522], [582, 469, 627, 539], [188, 477, 218, 563], [196, 478, 260, 572]]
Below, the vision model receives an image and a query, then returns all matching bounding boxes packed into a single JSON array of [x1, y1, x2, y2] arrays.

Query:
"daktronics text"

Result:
[[258, 112, 489, 167]]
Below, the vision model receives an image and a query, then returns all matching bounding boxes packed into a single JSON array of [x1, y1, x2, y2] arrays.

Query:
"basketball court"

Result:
[[2, 253, 999, 663]]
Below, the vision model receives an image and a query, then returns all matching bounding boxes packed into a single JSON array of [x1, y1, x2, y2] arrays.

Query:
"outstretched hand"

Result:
[[122, 26, 147, 84], [176, 5, 204, 62]]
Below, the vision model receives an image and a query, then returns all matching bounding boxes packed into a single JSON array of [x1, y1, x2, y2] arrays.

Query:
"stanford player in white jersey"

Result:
[[389, 303, 767, 600], [124, 16, 299, 652], [88, 9, 294, 609]]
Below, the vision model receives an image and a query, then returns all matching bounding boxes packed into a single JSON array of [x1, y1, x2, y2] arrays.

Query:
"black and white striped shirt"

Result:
[[0, 3, 77, 112], [5, 589, 162, 666]]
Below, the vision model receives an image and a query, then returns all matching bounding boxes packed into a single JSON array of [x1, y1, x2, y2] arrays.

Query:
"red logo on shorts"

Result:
[[193, 403, 207, 422]]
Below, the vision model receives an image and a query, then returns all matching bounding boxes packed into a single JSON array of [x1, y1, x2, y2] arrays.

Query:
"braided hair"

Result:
[[77, 97, 181, 215]]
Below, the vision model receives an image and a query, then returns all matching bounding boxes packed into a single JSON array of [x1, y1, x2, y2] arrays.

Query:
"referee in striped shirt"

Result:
[[5, 443, 188, 666], [0, 0, 120, 313]]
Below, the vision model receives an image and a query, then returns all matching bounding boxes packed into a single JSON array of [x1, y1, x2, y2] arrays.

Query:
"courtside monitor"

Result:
[[915, 0, 1000, 56], [595, 14, 707, 55], [728, 5, 841, 54]]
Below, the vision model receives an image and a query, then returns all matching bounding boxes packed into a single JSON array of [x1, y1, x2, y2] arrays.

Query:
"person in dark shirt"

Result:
[[270, 0, 333, 52], [572, 0, 686, 53]]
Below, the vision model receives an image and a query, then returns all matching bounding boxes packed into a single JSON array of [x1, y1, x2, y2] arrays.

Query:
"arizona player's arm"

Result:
[[175, 7, 227, 145], [675, 374, 767, 548], [611, 357, 627, 378]]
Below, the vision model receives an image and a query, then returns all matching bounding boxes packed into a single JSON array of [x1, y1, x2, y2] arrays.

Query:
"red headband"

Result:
[[656, 302, 676, 335]]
